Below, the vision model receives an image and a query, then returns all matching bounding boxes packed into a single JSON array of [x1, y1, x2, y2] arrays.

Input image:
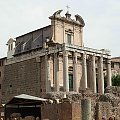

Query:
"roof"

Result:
[[111, 57, 120, 63], [6, 94, 48, 106], [0, 57, 7, 60], [16, 25, 51, 39], [14, 94, 47, 101]]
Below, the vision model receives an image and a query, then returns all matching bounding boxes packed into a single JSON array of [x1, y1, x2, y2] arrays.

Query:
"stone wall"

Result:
[[41, 102, 81, 120], [45, 90, 120, 120], [2, 56, 46, 103], [95, 102, 112, 120], [0, 58, 6, 104]]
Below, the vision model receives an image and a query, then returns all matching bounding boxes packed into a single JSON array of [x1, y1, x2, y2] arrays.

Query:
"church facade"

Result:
[[2, 10, 111, 103]]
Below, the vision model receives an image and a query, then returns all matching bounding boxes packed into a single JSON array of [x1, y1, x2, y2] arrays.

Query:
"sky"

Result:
[[0, 0, 120, 58]]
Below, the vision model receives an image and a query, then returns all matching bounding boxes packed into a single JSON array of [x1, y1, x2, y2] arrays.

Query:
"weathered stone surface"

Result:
[[81, 99, 91, 120]]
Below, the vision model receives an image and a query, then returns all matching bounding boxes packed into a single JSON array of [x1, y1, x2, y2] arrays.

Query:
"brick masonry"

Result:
[[2, 56, 47, 103], [41, 102, 81, 120]]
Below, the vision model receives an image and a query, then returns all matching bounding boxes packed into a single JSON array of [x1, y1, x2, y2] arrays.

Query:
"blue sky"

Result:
[[0, 0, 120, 58]]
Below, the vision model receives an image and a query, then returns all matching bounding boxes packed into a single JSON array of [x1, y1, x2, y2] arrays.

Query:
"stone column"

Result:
[[81, 99, 92, 120], [54, 53, 59, 91], [91, 55, 97, 93], [73, 52, 78, 92], [45, 54, 51, 92], [107, 59, 112, 87], [63, 50, 69, 92], [98, 56, 104, 94], [82, 53, 87, 89]]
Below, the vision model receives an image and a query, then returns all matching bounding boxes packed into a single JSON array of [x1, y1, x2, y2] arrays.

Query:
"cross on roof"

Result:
[[66, 5, 70, 12]]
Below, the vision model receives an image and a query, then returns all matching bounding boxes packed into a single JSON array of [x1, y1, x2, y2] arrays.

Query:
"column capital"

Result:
[[82, 53, 87, 61], [54, 52, 59, 58], [73, 51, 77, 64], [98, 56, 103, 63], [107, 59, 111, 64], [63, 50, 68, 56], [73, 51, 77, 56]]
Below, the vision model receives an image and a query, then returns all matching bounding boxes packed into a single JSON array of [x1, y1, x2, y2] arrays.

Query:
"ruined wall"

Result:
[[41, 102, 81, 120], [95, 102, 112, 120], [2, 56, 46, 103]]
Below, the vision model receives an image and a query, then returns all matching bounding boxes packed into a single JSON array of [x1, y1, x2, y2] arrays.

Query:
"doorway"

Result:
[[69, 74, 73, 91]]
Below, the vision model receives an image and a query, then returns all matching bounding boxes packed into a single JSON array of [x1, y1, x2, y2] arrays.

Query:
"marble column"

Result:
[[98, 56, 104, 94], [54, 53, 59, 91], [63, 50, 69, 92], [73, 52, 78, 92], [91, 55, 97, 93], [82, 53, 87, 89], [45, 54, 51, 92], [107, 59, 112, 87]]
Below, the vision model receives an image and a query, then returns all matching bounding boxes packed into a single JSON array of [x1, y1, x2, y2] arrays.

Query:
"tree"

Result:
[[112, 74, 120, 86]]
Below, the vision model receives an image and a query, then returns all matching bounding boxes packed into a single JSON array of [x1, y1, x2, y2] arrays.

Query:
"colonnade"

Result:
[[45, 50, 111, 94]]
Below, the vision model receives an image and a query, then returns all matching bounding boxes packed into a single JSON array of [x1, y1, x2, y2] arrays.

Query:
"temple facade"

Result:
[[2, 10, 111, 103]]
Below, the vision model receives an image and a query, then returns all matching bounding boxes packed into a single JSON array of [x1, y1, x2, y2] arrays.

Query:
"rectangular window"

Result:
[[67, 34, 72, 44], [0, 72, 1, 77]]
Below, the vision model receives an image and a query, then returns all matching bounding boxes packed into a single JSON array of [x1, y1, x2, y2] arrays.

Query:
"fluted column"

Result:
[[98, 56, 104, 94], [91, 55, 97, 93], [73, 52, 78, 92], [45, 55, 51, 92], [82, 53, 87, 89], [63, 50, 69, 92], [54, 53, 59, 91], [107, 59, 112, 87]]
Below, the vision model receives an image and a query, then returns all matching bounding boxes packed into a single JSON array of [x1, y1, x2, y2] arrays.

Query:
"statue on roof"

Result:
[[53, 10, 63, 17], [75, 14, 85, 27]]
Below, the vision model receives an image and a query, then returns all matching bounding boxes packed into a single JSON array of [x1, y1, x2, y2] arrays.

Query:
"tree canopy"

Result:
[[112, 74, 120, 86]]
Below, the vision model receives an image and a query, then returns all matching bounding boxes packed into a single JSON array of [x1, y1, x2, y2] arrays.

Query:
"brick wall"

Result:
[[0, 58, 6, 104], [2, 56, 46, 103], [41, 102, 81, 120]]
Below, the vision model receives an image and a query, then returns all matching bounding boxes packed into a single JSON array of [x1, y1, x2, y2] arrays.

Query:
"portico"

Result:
[[45, 43, 111, 94]]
